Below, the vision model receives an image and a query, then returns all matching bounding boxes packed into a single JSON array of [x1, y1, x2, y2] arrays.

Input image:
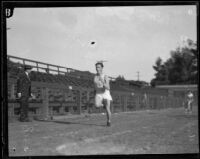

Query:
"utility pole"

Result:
[[137, 71, 140, 81]]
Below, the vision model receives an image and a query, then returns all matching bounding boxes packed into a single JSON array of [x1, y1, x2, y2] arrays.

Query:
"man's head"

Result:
[[24, 65, 32, 73], [95, 62, 104, 74]]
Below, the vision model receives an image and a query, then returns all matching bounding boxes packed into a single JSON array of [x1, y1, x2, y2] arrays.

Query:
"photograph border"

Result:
[[2, 1, 199, 159]]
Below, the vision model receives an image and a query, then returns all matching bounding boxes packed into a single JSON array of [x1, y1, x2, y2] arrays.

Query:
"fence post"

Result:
[[86, 91, 90, 113], [36, 62, 39, 72], [119, 94, 124, 112], [57, 66, 60, 75], [153, 96, 156, 109], [165, 97, 167, 108], [121, 95, 125, 112], [136, 94, 140, 110], [124, 96, 127, 112], [10, 83, 15, 117], [59, 90, 65, 114], [149, 95, 153, 109], [41, 87, 50, 120], [166, 97, 169, 108], [161, 96, 164, 109], [156, 96, 159, 109], [11, 83, 15, 99], [77, 90, 82, 115], [23, 59, 25, 66], [159, 96, 162, 110], [169, 97, 172, 108], [145, 95, 149, 110], [172, 98, 174, 108]]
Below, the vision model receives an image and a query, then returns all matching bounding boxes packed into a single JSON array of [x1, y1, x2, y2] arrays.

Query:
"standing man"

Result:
[[16, 65, 33, 122]]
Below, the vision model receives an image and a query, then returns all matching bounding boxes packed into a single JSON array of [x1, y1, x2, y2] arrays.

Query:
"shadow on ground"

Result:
[[53, 120, 106, 127], [33, 117, 107, 127]]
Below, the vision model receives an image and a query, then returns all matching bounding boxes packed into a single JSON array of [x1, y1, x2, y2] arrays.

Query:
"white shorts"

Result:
[[95, 90, 112, 107]]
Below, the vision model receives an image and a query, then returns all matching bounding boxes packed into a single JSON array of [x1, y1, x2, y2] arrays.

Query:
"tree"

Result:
[[153, 57, 166, 81], [116, 75, 125, 81], [151, 57, 169, 86], [151, 39, 197, 86]]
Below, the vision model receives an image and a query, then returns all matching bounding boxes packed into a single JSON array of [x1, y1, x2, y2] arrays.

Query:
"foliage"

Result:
[[151, 39, 197, 86], [116, 75, 126, 81]]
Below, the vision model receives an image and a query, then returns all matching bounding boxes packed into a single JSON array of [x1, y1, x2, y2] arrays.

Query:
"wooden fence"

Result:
[[8, 78, 184, 120]]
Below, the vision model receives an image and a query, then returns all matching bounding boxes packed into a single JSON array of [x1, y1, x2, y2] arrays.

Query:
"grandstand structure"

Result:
[[7, 55, 184, 120]]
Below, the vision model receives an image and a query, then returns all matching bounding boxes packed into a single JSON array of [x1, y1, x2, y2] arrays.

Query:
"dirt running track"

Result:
[[8, 106, 199, 156]]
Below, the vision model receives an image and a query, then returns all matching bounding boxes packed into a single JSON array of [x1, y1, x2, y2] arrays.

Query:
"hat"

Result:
[[24, 65, 32, 70], [96, 60, 107, 63]]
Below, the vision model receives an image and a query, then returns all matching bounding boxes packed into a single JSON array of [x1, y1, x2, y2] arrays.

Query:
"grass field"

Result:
[[8, 106, 198, 156]]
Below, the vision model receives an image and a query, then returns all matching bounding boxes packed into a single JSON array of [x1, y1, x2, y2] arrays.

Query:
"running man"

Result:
[[185, 90, 194, 114], [94, 62, 112, 126]]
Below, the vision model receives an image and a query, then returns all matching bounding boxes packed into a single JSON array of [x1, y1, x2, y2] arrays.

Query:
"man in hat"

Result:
[[16, 65, 33, 122]]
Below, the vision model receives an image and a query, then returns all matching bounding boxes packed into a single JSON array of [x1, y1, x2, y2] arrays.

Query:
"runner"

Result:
[[94, 62, 112, 126]]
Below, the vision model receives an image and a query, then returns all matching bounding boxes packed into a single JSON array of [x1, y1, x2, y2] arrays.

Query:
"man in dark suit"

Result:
[[16, 65, 33, 122]]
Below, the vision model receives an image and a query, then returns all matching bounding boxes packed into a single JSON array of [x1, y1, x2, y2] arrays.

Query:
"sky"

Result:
[[7, 5, 197, 82]]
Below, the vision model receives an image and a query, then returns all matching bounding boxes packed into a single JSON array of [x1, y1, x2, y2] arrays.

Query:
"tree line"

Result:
[[115, 39, 197, 87], [150, 39, 197, 86]]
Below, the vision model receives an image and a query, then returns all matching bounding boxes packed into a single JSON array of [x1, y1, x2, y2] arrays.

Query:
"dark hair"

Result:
[[95, 62, 104, 68]]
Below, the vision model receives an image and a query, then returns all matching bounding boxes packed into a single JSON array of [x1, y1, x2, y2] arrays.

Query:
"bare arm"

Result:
[[93, 77, 97, 94], [102, 75, 110, 90]]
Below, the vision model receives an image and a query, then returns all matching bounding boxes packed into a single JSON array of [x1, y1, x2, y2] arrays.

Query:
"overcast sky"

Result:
[[7, 5, 197, 82]]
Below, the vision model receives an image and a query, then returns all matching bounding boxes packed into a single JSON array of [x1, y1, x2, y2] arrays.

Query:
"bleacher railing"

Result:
[[7, 55, 116, 80]]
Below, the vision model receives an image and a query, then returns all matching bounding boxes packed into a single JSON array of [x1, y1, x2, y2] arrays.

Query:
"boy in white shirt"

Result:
[[185, 90, 194, 114]]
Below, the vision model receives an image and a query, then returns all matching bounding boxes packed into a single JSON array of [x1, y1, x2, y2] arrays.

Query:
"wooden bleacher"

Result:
[[7, 55, 184, 120]]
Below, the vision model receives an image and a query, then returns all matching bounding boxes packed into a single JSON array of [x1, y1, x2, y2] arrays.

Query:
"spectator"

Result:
[[185, 90, 194, 114], [16, 65, 34, 122]]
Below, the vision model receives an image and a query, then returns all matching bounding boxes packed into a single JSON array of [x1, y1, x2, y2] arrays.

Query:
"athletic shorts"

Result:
[[95, 90, 112, 107]]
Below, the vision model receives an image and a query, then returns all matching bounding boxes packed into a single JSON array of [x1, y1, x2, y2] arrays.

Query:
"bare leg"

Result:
[[104, 99, 111, 124], [188, 101, 193, 114]]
